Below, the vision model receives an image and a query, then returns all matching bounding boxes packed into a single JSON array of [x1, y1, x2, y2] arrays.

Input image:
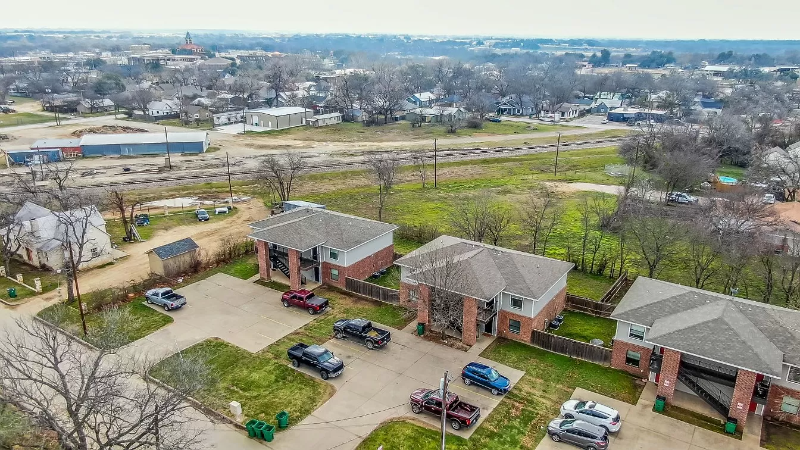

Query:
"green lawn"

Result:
[[368, 265, 401, 289], [105, 208, 239, 245], [716, 164, 747, 181], [762, 420, 800, 450], [151, 338, 333, 426], [177, 253, 259, 287], [566, 270, 615, 300], [657, 404, 741, 440], [550, 310, 615, 347], [438, 128, 630, 150], [37, 299, 173, 347], [157, 119, 213, 130], [358, 338, 643, 450], [0, 112, 54, 128], [0, 260, 61, 303]]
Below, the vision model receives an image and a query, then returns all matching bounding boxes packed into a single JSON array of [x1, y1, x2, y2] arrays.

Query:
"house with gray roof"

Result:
[[147, 237, 199, 277], [395, 235, 573, 346], [610, 277, 800, 430], [248, 207, 397, 290]]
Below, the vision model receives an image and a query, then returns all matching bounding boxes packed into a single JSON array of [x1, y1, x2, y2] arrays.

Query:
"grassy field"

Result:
[[177, 253, 259, 287], [357, 338, 644, 450], [0, 260, 61, 303], [566, 270, 615, 300], [762, 420, 800, 450], [657, 404, 741, 440], [157, 118, 213, 130], [0, 112, 54, 128], [716, 164, 747, 181], [151, 338, 334, 427], [550, 310, 616, 347], [251, 120, 576, 142], [435, 128, 630, 150], [105, 208, 239, 245]]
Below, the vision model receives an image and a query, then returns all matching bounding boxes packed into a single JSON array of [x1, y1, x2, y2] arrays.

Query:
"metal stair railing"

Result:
[[271, 256, 291, 278], [677, 369, 731, 418]]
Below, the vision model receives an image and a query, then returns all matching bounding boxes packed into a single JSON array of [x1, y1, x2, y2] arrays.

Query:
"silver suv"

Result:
[[547, 419, 609, 449], [560, 400, 621, 432]]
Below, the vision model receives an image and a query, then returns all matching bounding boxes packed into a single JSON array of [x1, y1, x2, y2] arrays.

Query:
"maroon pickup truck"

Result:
[[409, 388, 480, 430], [281, 289, 329, 315]]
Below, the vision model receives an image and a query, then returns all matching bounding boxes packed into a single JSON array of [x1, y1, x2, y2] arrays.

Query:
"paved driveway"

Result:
[[535, 385, 762, 450], [267, 328, 525, 450], [125, 273, 315, 359]]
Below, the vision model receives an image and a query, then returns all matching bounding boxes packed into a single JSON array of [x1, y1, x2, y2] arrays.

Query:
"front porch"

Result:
[[256, 240, 321, 290]]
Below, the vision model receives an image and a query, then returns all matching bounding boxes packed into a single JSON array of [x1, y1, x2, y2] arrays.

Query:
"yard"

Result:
[[357, 338, 644, 450], [566, 270, 615, 300], [177, 253, 259, 286], [105, 207, 239, 245], [762, 420, 800, 450], [550, 310, 616, 347], [0, 112, 54, 128], [367, 265, 401, 289], [0, 260, 61, 304]]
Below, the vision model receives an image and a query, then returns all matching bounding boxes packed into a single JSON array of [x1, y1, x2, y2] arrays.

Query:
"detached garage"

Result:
[[80, 131, 209, 156], [147, 237, 200, 277]]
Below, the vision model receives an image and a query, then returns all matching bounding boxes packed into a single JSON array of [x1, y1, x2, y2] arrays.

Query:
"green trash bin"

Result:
[[253, 421, 267, 439], [276, 411, 289, 429], [245, 419, 259, 438], [262, 423, 275, 442], [725, 417, 738, 434], [416, 322, 425, 336], [654, 395, 666, 412], [7, 287, 16, 299]]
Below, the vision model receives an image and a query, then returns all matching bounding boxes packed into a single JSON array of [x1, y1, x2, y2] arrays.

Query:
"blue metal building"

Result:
[[79, 131, 209, 157], [4, 148, 63, 166]]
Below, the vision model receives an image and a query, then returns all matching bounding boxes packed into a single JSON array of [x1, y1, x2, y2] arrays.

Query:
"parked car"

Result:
[[145, 288, 187, 311], [600, 119, 609, 124], [461, 362, 511, 395], [333, 318, 391, 349], [560, 400, 621, 432], [547, 418, 609, 449], [488, 117, 502, 123], [763, 193, 776, 204], [6, 99, 15, 104], [195, 209, 210, 221], [134, 214, 150, 226], [287, 343, 344, 380], [409, 388, 480, 430], [666, 192, 698, 204], [281, 289, 329, 315]]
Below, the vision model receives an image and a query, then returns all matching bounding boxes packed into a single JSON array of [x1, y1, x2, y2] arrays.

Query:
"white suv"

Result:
[[560, 400, 621, 433]]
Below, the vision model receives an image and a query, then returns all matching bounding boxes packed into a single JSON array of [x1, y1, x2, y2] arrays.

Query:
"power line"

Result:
[[292, 402, 407, 427]]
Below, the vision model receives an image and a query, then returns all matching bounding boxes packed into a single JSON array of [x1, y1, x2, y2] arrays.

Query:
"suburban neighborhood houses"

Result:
[[3, 17, 800, 450]]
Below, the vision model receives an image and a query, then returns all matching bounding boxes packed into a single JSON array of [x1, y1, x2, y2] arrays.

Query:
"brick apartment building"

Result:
[[248, 207, 397, 289], [610, 277, 800, 430], [395, 235, 573, 346]]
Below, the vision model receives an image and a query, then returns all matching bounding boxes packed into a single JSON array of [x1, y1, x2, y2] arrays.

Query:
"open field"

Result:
[[0, 112, 54, 128], [356, 338, 643, 450], [155, 119, 214, 130], [105, 207, 240, 245]]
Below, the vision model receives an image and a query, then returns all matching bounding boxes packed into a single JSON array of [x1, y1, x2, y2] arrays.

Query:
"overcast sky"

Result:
[[1, 0, 797, 40]]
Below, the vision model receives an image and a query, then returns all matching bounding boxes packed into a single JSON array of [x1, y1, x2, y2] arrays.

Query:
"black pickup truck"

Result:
[[287, 343, 345, 380], [333, 318, 391, 350]]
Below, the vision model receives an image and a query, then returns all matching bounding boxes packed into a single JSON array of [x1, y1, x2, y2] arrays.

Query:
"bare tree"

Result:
[[411, 152, 428, 188], [0, 308, 209, 450], [448, 191, 493, 243], [777, 231, 800, 305], [107, 190, 141, 242], [406, 245, 468, 340], [0, 204, 27, 277], [256, 152, 307, 203], [685, 224, 721, 289], [750, 146, 800, 201], [520, 189, 562, 256], [124, 88, 156, 118], [372, 64, 405, 124], [366, 152, 399, 221], [485, 203, 512, 246], [627, 205, 681, 278]]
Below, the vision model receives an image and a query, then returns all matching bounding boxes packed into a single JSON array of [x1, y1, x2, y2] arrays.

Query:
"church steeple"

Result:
[[185, 32, 192, 45]]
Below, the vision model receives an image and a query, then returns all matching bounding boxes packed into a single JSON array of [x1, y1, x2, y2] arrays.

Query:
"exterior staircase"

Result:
[[271, 256, 290, 278], [677, 368, 731, 418]]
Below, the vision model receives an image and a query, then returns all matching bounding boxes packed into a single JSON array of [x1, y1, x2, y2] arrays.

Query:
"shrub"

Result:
[[396, 223, 441, 244], [466, 118, 483, 129]]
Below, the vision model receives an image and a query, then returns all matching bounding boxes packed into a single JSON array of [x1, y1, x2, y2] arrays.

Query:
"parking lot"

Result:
[[267, 328, 525, 450], [125, 273, 315, 359]]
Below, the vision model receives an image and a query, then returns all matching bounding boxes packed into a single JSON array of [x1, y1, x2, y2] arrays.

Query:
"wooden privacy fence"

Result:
[[600, 270, 629, 304], [345, 277, 399, 304], [531, 330, 612, 365], [566, 294, 615, 317]]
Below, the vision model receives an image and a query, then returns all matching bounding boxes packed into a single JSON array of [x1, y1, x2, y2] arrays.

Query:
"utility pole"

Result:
[[67, 244, 88, 336], [434, 139, 438, 188], [553, 132, 561, 176], [226, 152, 234, 206], [164, 127, 172, 170], [440, 370, 449, 450]]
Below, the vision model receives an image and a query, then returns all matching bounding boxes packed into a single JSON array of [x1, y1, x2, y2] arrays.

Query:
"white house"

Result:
[[8, 202, 113, 271], [146, 99, 181, 118]]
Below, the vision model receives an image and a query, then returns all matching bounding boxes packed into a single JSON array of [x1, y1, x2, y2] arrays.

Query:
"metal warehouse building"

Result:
[[79, 132, 209, 157], [3, 148, 64, 166]]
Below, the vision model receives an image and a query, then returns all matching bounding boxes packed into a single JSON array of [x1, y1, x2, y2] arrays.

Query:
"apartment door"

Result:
[[483, 316, 495, 335]]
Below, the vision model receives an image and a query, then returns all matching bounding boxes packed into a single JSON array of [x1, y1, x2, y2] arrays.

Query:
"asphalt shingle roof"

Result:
[[248, 208, 397, 252], [612, 277, 800, 376], [395, 235, 574, 301], [151, 237, 199, 260]]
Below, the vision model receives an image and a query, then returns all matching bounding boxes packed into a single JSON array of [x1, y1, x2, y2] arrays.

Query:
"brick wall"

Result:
[[610, 340, 653, 378], [497, 309, 535, 343], [462, 297, 478, 346], [320, 261, 345, 288], [417, 284, 431, 324], [399, 282, 416, 309], [531, 286, 567, 332], [320, 244, 394, 289], [765, 384, 800, 427], [255, 240, 270, 280], [288, 249, 301, 290], [729, 370, 757, 428], [656, 348, 681, 402]]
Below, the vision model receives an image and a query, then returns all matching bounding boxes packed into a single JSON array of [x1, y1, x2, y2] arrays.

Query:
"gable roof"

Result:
[[612, 277, 800, 377], [150, 237, 199, 260], [395, 235, 574, 301], [15, 202, 52, 222], [248, 208, 397, 252]]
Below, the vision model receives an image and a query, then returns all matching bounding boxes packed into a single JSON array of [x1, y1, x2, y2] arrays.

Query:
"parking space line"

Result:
[[449, 383, 503, 403]]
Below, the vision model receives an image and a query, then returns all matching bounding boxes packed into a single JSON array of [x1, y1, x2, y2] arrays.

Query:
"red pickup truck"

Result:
[[409, 388, 480, 430], [281, 289, 329, 315]]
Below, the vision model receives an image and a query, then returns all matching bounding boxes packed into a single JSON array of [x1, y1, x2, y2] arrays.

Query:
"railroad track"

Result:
[[26, 137, 624, 192]]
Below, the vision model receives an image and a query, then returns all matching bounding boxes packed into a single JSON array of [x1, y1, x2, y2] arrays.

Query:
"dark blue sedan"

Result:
[[461, 362, 511, 395]]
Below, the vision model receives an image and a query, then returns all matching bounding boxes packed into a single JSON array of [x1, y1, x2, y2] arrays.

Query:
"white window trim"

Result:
[[330, 268, 339, 281], [629, 324, 646, 341], [509, 319, 521, 334], [329, 249, 339, 261], [510, 295, 524, 310], [787, 366, 800, 385], [626, 350, 641, 367]]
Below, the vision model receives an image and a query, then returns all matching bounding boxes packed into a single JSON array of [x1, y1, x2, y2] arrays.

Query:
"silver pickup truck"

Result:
[[145, 288, 187, 311]]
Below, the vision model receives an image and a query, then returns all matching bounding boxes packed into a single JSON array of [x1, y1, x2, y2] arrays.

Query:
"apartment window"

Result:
[[629, 324, 646, 341], [330, 268, 339, 281], [509, 319, 521, 334], [781, 396, 800, 415], [788, 366, 800, 384], [329, 249, 339, 261], [90, 247, 100, 258], [510, 295, 523, 310], [626, 350, 641, 367], [409, 289, 419, 303]]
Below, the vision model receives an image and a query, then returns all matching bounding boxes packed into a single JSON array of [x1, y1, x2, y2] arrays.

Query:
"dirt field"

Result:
[[75, 199, 267, 294]]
